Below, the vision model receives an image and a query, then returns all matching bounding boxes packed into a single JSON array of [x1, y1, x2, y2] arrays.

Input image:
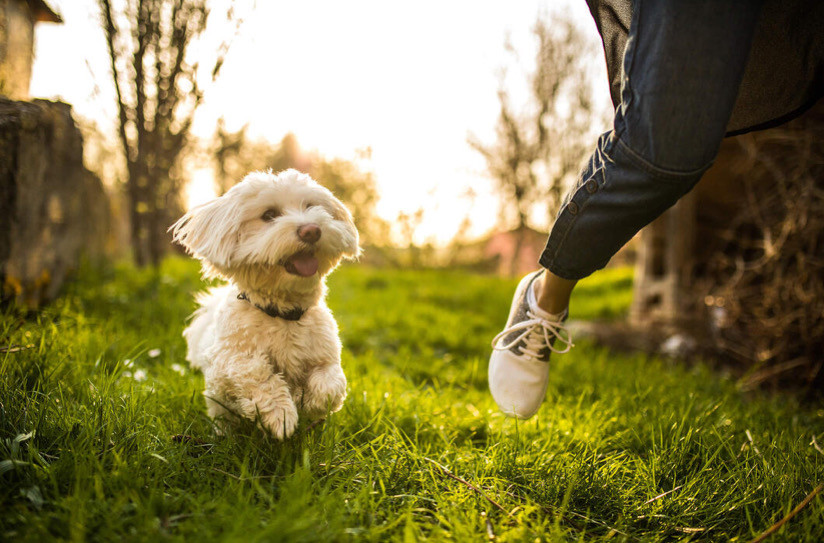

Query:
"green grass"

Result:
[[1, 259, 822, 542]]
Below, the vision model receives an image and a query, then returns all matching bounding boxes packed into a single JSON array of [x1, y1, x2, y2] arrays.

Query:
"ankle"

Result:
[[535, 271, 575, 315]]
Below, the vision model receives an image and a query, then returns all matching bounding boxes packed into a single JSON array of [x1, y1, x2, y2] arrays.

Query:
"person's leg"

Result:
[[491, 0, 764, 418], [536, 0, 764, 312], [536, 273, 576, 315]]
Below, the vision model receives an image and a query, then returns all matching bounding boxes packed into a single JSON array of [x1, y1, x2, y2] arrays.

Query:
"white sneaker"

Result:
[[489, 270, 573, 419]]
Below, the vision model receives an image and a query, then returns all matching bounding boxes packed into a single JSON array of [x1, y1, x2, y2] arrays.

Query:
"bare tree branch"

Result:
[[98, 0, 245, 266], [100, 0, 133, 163]]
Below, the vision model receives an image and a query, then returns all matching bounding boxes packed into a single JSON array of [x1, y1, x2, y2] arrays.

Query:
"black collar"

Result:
[[237, 292, 306, 321]]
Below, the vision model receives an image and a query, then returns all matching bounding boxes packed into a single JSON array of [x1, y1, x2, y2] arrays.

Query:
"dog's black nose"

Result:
[[297, 224, 321, 243]]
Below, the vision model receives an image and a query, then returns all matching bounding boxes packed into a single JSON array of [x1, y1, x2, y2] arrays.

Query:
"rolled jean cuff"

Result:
[[538, 134, 712, 281]]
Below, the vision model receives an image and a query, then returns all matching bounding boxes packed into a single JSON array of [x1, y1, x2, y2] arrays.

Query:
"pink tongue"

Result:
[[289, 254, 319, 277]]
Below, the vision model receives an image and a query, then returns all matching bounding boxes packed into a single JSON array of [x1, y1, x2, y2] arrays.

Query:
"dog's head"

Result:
[[171, 169, 359, 287]]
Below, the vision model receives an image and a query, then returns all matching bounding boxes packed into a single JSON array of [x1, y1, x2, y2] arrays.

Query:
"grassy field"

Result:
[[1, 259, 822, 542]]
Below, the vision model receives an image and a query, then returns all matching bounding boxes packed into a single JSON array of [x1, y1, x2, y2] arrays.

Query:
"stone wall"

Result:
[[1, 97, 109, 307]]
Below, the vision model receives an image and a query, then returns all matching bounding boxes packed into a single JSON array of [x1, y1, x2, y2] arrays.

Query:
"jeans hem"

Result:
[[538, 254, 591, 281]]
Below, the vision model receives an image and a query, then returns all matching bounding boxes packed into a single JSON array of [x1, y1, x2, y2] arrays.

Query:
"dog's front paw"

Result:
[[301, 367, 347, 420], [259, 403, 299, 440]]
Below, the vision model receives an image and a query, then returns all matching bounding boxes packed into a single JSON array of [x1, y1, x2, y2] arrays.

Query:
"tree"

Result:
[[99, 0, 241, 266], [213, 117, 248, 196], [469, 14, 602, 275]]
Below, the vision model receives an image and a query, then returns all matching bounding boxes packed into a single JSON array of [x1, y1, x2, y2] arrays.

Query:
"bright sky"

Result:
[[30, 0, 610, 244]]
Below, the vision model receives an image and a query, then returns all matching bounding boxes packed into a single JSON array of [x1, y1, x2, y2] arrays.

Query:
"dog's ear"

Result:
[[329, 198, 361, 259], [170, 193, 240, 268]]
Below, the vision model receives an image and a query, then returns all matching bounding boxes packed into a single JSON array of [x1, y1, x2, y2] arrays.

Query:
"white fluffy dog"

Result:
[[171, 169, 359, 439]]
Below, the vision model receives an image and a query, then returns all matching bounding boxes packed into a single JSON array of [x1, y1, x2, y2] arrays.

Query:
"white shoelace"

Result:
[[491, 310, 574, 358]]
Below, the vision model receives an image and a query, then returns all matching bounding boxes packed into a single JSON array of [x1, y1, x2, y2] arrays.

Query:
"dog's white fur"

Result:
[[171, 169, 359, 439]]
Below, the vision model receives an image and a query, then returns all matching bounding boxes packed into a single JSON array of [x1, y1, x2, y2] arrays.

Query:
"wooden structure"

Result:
[[629, 134, 773, 330], [0, 0, 61, 99], [630, 193, 697, 327]]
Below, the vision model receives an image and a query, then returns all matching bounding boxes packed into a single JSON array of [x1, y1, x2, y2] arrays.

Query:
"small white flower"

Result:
[[171, 363, 186, 375], [148, 349, 161, 358], [133, 369, 148, 382], [123, 359, 133, 368]]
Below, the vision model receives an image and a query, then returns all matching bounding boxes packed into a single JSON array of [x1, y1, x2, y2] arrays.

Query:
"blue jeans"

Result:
[[539, 0, 764, 280]]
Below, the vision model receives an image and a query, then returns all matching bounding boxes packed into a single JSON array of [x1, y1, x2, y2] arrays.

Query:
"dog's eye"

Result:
[[261, 208, 281, 222], [304, 202, 315, 210]]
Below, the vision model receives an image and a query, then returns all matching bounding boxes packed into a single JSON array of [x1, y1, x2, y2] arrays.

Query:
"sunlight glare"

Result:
[[186, 168, 217, 210]]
